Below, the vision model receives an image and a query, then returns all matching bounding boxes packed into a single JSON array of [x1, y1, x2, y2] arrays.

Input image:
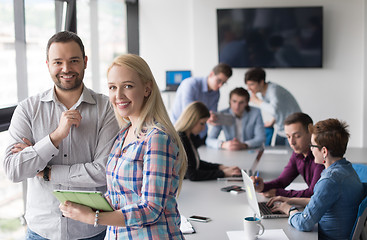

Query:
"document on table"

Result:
[[227, 229, 289, 240], [180, 215, 195, 234], [285, 182, 308, 191], [264, 149, 289, 155]]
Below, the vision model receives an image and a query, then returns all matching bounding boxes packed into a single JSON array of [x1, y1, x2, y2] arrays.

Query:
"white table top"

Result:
[[178, 146, 317, 240]]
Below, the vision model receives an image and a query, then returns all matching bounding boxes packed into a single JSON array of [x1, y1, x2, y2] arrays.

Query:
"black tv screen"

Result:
[[217, 6, 323, 68]]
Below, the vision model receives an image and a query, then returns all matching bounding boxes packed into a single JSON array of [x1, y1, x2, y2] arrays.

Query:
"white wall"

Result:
[[139, 0, 367, 148]]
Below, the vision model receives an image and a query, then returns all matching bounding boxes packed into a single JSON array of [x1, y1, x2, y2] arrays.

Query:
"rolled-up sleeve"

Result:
[[288, 178, 337, 231]]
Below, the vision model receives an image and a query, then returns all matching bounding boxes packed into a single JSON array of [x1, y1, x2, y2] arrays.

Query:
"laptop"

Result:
[[245, 146, 265, 177], [165, 70, 191, 91], [224, 147, 265, 179], [241, 169, 288, 219]]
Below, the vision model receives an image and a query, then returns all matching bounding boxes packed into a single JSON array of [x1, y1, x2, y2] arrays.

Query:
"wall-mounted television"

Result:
[[217, 6, 323, 68]]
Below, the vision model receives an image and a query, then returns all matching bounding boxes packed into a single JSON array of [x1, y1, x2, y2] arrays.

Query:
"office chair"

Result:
[[353, 164, 367, 183], [350, 184, 367, 240]]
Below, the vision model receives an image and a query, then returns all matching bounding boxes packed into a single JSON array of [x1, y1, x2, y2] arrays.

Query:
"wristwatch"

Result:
[[43, 166, 51, 181], [288, 206, 298, 215]]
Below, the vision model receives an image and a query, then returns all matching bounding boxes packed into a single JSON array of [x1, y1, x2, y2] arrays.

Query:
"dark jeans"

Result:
[[26, 228, 106, 240], [264, 127, 274, 146]]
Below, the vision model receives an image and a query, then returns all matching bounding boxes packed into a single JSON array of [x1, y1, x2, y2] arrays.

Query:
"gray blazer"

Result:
[[206, 106, 265, 149]]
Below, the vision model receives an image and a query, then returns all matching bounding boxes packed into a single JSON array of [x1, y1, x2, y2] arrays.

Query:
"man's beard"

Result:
[[54, 72, 83, 91]]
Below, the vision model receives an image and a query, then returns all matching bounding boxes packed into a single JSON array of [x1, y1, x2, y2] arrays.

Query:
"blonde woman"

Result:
[[175, 101, 240, 181], [60, 54, 187, 239]]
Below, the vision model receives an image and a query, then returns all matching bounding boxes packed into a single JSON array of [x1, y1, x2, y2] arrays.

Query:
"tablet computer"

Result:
[[213, 112, 235, 125], [53, 190, 113, 212]]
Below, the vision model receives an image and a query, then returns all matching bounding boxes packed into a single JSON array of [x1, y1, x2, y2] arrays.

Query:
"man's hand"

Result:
[[267, 196, 292, 215], [263, 189, 277, 198], [221, 138, 248, 151], [50, 110, 82, 147], [11, 138, 33, 153], [271, 201, 291, 215], [267, 196, 289, 207], [207, 111, 219, 125], [250, 175, 264, 192], [264, 118, 275, 128], [36, 167, 51, 180], [249, 93, 262, 105]]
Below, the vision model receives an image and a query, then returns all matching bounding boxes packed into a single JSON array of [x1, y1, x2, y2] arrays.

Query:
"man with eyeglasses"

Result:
[[171, 63, 233, 146], [251, 112, 324, 198]]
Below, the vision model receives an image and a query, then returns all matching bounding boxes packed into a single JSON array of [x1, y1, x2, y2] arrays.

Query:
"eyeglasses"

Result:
[[215, 77, 227, 86], [309, 144, 322, 150]]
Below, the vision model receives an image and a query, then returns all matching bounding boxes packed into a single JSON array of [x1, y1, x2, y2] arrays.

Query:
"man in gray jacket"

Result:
[[206, 87, 265, 150]]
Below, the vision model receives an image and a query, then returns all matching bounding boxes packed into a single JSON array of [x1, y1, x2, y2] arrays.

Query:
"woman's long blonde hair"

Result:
[[175, 101, 210, 133], [107, 54, 187, 193]]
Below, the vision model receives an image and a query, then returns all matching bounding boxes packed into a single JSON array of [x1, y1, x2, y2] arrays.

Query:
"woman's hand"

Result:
[[59, 201, 95, 225], [220, 165, 241, 177]]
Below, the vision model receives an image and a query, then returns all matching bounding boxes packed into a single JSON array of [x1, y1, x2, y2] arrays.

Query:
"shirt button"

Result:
[[303, 214, 307, 218], [64, 154, 67, 157], [51, 154, 55, 157]]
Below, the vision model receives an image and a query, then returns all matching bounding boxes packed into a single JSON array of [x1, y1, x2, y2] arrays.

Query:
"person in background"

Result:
[[244, 67, 301, 145], [175, 101, 241, 181], [171, 63, 233, 146], [59, 54, 187, 239], [268, 118, 364, 240], [3, 31, 119, 240], [252, 112, 324, 197], [206, 87, 265, 150]]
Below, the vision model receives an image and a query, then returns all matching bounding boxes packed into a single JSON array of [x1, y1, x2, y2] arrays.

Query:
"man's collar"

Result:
[[294, 149, 313, 160], [229, 108, 244, 119], [40, 86, 96, 106], [202, 76, 210, 92]]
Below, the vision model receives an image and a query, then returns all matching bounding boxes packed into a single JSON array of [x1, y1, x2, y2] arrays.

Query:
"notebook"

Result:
[[241, 169, 288, 219], [165, 70, 191, 91]]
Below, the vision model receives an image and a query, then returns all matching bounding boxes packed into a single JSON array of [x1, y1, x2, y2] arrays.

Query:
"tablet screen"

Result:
[[53, 190, 113, 212]]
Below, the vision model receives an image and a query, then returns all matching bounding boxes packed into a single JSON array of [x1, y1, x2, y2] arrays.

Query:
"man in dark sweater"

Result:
[[252, 112, 324, 197]]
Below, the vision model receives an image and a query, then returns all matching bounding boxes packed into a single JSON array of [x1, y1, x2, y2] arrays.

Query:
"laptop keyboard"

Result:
[[258, 202, 274, 215]]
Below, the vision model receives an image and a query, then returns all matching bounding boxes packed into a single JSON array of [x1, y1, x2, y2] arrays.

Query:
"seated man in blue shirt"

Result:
[[170, 63, 233, 146], [206, 87, 265, 150]]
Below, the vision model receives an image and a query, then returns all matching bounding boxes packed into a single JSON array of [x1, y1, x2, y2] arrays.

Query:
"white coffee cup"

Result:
[[243, 216, 265, 240]]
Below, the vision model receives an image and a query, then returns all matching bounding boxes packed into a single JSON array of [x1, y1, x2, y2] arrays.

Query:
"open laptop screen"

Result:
[[248, 147, 265, 176], [165, 70, 191, 91]]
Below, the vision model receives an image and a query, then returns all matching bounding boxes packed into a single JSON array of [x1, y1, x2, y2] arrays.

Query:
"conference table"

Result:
[[177, 146, 367, 240]]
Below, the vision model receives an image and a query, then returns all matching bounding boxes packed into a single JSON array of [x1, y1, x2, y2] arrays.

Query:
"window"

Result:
[[0, 131, 24, 239], [25, 0, 56, 96], [0, 1, 128, 238], [77, 0, 126, 94], [0, 0, 17, 108]]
